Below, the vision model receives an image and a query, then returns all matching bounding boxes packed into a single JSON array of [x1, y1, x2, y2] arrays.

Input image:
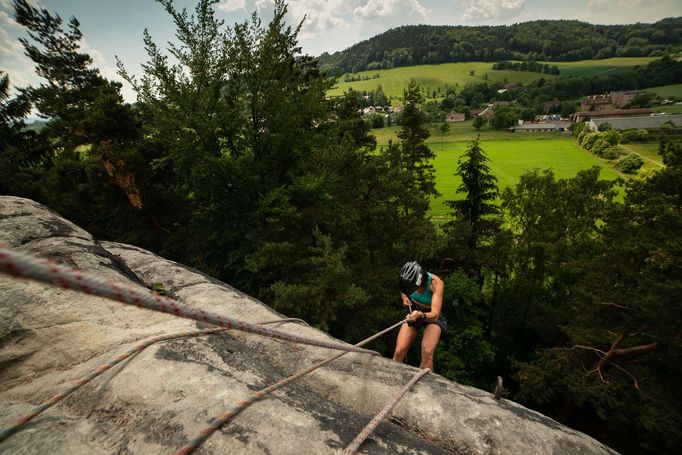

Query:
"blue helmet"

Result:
[[399, 261, 426, 295]]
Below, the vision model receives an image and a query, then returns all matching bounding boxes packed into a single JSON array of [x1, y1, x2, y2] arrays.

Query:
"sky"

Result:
[[1, 0, 681, 102]]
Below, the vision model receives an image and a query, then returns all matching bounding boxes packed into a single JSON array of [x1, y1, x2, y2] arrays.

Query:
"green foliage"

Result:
[[396, 80, 438, 201], [516, 148, 682, 454], [369, 113, 385, 128], [267, 229, 368, 332], [579, 128, 621, 157], [617, 153, 645, 173], [602, 145, 626, 160], [490, 106, 520, 130], [472, 115, 485, 130], [494, 168, 617, 369], [0, 71, 38, 196], [446, 137, 499, 227], [492, 60, 560, 75], [435, 270, 494, 386], [620, 128, 650, 143]]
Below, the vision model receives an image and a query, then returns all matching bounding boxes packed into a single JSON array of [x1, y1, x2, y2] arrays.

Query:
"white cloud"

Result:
[[353, 0, 430, 22], [0, 4, 36, 89], [217, 0, 246, 12], [460, 0, 525, 22], [288, 0, 350, 37]]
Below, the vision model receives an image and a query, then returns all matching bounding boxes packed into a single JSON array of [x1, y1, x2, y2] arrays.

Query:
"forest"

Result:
[[0, 1, 680, 453], [317, 18, 682, 74]]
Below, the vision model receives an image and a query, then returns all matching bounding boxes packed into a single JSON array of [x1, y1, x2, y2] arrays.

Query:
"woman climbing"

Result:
[[393, 261, 447, 372]]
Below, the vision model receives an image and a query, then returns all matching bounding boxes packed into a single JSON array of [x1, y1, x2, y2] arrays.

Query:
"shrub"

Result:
[[581, 131, 600, 150], [616, 153, 644, 173], [603, 145, 626, 160], [592, 138, 611, 156]]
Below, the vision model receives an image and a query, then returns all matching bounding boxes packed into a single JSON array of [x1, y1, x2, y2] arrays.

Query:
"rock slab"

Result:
[[0, 196, 616, 454]]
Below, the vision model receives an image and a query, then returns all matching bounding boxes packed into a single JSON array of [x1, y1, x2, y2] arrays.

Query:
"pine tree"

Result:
[[448, 136, 498, 228], [397, 79, 438, 200]]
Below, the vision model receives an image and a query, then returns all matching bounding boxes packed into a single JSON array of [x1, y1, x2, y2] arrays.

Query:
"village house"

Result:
[[446, 112, 465, 122], [580, 94, 612, 110], [610, 90, 643, 108], [587, 114, 682, 131], [476, 106, 495, 119]]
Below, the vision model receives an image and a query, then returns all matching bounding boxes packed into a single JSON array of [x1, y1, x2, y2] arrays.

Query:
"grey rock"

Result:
[[0, 196, 617, 454]]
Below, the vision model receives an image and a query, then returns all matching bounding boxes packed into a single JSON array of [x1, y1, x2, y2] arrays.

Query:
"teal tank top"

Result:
[[409, 272, 433, 307]]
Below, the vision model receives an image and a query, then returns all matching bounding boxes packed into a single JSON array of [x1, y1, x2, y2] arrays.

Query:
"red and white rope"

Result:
[[342, 368, 431, 455], [0, 246, 373, 355]]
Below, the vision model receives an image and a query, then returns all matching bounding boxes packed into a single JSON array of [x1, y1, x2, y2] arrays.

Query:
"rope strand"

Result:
[[175, 317, 409, 455], [342, 368, 431, 455], [0, 318, 306, 443], [0, 247, 373, 355]]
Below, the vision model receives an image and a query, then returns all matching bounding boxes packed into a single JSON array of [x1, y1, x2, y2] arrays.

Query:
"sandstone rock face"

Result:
[[0, 196, 616, 454]]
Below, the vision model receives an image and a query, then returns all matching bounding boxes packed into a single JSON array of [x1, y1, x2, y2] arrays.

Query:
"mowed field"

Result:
[[370, 124, 623, 221], [427, 138, 621, 221], [328, 57, 658, 100], [645, 83, 682, 99]]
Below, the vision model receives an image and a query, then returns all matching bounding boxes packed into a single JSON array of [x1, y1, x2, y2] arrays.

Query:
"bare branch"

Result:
[[613, 342, 660, 357], [599, 302, 633, 310]]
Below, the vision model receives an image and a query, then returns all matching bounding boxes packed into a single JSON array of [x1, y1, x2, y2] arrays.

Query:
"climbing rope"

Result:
[[0, 246, 418, 453], [342, 368, 431, 455], [0, 247, 373, 355], [175, 317, 410, 455], [0, 318, 304, 443], [0, 328, 224, 442]]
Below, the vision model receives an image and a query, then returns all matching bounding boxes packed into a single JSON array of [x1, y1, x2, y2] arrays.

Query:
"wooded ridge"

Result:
[[317, 18, 682, 75]]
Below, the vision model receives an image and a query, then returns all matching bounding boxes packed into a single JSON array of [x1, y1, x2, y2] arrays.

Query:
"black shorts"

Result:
[[407, 312, 448, 334]]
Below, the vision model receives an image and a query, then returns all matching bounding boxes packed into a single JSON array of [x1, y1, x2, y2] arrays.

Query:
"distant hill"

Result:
[[317, 18, 682, 75]]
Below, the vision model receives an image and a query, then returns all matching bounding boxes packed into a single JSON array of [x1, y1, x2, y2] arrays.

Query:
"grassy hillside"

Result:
[[644, 83, 682, 98], [553, 57, 658, 76], [328, 58, 658, 100]]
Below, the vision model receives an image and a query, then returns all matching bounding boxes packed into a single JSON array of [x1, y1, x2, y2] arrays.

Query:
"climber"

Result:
[[393, 261, 447, 371]]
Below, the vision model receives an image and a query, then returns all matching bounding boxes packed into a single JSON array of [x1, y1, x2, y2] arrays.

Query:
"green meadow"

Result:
[[328, 57, 658, 100], [553, 57, 657, 77], [645, 83, 682, 99], [370, 124, 623, 221], [427, 137, 622, 221]]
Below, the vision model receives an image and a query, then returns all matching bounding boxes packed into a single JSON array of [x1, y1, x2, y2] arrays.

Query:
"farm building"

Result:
[[511, 120, 572, 133], [446, 112, 465, 122], [477, 107, 495, 119], [588, 114, 682, 131], [580, 90, 643, 111], [573, 108, 653, 123]]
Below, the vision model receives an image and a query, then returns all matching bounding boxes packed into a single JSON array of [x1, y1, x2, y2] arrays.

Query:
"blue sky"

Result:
[[1, 0, 681, 102]]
